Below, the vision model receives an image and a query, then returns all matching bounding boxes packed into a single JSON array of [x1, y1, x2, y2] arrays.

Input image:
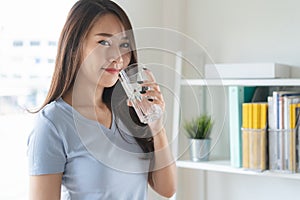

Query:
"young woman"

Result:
[[27, 0, 176, 199]]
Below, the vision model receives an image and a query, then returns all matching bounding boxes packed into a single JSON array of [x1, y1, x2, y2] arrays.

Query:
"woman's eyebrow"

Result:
[[95, 33, 113, 37], [95, 32, 128, 40]]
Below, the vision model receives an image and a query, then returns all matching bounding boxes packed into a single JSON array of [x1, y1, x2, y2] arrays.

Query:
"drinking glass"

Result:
[[118, 64, 162, 124]]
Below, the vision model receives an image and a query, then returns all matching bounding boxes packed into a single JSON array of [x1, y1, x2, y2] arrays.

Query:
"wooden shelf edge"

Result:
[[176, 160, 300, 180]]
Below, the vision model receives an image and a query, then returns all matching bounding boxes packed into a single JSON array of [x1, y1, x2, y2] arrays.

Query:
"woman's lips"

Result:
[[104, 68, 120, 74]]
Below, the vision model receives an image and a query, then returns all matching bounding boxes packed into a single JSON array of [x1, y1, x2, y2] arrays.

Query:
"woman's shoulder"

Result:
[[35, 98, 73, 128]]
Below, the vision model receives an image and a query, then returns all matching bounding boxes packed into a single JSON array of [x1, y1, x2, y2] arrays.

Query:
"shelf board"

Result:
[[181, 78, 300, 86], [176, 160, 300, 180]]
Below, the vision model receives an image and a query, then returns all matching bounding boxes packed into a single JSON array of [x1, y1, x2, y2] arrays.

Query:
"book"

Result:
[[260, 128, 267, 170], [285, 97, 300, 172], [248, 103, 268, 171], [272, 91, 300, 130], [242, 102, 268, 171], [268, 96, 274, 129], [242, 103, 252, 168], [260, 103, 268, 129], [283, 95, 300, 129], [229, 86, 256, 168], [260, 103, 268, 170], [249, 103, 260, 169], [296, 105, 300, 173], [252, 103, 261, 129], [268, 91, 300, 172], [288, 103, 300, 172]]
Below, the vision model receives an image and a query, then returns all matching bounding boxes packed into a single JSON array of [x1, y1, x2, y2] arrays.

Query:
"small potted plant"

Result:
[[183, 114, 213, 161]]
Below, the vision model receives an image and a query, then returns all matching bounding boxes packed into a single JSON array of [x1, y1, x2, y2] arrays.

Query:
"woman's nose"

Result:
[[107, 46, 123, 65]]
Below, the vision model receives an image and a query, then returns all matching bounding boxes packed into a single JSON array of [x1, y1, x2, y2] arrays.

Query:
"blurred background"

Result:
[[0, 1, 76, 199]]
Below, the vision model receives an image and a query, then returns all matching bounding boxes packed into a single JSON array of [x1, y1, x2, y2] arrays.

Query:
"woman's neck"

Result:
[[62, 83, 110, 122]]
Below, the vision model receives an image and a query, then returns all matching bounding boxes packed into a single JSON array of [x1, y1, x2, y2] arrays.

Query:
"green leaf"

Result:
[[183, 114, 213, 139]]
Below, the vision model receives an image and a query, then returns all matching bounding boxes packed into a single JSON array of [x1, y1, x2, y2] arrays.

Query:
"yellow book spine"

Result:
[[260, 103, 267, 170], [260, 103, 268, 129], [242, 103, 249, 128], [242, 103, 251, 168], [249, 103, 253, 129], [250, 104, 260, 169], [252, 103, 261, 129], [290, 104, 296, 129], [242, 129, 249, 168], [260, 129, 267, 170]]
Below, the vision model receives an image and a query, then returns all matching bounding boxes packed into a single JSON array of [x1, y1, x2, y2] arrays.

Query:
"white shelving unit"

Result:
[[176, 160, 300, 180], [175, 77, 300, 179], [181, 78, 300, 86]]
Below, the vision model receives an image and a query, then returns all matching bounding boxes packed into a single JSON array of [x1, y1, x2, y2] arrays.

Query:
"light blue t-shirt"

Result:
[[27, 98, 151, 200]]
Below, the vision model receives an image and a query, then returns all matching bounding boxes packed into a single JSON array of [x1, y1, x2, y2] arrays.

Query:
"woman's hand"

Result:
[[138, 68, 165, 134], [140, 86, 164, 134]]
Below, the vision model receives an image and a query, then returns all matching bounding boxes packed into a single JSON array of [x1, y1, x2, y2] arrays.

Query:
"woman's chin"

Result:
[[98, 78, 118, 88]]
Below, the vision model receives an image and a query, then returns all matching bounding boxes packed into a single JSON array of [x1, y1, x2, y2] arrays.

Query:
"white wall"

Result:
[[185, 0, 300, 76], [115, 0, 300, 200]]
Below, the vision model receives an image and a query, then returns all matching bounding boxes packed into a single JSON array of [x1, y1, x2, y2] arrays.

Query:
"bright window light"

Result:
[[0, 1, 76, 199]]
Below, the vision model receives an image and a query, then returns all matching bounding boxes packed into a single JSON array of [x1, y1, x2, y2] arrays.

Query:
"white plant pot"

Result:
[[189, 139, 211, 162]]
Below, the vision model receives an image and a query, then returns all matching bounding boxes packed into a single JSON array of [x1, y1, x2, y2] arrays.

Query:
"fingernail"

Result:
[[141, 86, 149, 91]]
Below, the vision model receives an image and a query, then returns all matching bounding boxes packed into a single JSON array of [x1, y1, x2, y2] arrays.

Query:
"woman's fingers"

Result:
[[143, 90, 163, 102], [127, 99, 133, 107], [139, 83, 165, 111], [140, 82, 160, 92]]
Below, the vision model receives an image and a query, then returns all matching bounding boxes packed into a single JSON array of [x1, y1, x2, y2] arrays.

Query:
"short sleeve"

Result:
[[27, 113, 66, 175]]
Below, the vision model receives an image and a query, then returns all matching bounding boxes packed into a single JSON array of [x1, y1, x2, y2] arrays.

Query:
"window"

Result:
[[34, 57, 41, 64], [48, 40, 57, 46], [13, 40, 23, 47], [0, 1, 76, 199], [47, 58, 55, 63], [30, 40, 40, 46]]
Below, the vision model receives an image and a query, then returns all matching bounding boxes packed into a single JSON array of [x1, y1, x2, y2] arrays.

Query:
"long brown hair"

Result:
[[37, 0, 154, 154]]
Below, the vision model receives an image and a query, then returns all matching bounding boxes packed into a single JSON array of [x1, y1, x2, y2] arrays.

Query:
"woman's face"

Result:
[[80, 13, 131, 88]]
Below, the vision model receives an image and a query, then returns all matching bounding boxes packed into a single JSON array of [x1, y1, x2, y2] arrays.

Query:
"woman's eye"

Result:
[[98, 40, 110, 46], [120, 42, 130, 49]]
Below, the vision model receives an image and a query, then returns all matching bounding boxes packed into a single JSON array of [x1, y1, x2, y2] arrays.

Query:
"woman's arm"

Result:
[[29, 173, 63, 200], [148, 128, 177, 198], [136, 69, 176, 197]]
